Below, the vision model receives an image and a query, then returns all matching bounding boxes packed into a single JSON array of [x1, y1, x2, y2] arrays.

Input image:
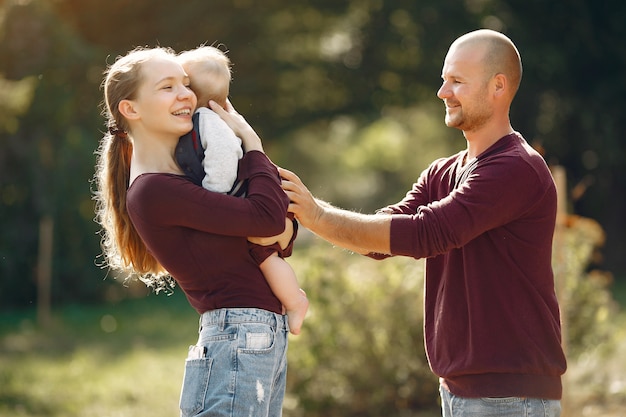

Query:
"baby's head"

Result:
[[178, 46, 231, 109]]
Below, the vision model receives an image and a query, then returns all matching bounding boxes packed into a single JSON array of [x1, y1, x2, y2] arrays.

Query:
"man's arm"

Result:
[[279, 168, 391, 255]]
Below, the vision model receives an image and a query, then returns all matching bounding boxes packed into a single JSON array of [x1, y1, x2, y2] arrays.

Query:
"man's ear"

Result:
[[493, 73, 506, 98], [119, 99, 140, 121]]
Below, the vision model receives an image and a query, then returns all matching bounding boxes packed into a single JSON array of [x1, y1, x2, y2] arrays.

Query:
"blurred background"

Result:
[[1, 0, 625, 416]]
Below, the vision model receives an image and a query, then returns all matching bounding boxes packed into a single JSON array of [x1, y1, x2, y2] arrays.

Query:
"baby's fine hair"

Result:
[[178, 45, 232, 106], [178, 45, 231, 80]]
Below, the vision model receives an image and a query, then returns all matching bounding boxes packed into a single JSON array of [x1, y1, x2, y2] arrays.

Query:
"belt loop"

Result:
[[218, 309, 226, 331]]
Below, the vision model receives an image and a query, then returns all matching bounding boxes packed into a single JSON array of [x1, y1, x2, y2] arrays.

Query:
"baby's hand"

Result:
[[248, 218, 293, 249], [247, 235, 278, 246]]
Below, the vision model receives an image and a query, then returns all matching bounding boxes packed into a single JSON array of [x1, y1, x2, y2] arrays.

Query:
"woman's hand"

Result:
[[209, 99, 264, 153]]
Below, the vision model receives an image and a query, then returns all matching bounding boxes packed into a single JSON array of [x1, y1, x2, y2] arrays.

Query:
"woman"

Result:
[[93, 46, 291, 417]]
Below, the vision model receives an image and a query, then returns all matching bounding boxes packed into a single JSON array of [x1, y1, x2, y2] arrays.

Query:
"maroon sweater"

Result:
[[380, 133, 566, 399], [126, 151, 287, 315]]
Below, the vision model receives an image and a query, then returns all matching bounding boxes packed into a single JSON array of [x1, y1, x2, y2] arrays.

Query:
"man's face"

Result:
[[436, 43, 494, 133]]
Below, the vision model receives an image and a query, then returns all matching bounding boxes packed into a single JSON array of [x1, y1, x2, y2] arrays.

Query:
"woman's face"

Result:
[[127, 57, 198, 139]]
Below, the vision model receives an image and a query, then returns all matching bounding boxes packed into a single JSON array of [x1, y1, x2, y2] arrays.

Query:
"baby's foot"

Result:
[[287, 289, 309, 335]]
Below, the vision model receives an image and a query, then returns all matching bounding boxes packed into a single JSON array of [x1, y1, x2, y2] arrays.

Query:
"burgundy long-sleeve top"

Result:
[[126, 151, 287, 315], [379, 133, 566, 399]]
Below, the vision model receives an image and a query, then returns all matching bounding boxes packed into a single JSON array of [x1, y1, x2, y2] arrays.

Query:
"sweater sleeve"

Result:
[[365, 159, 446, 260], [376, 160, 442, 216], [197, 107, 244, 193], [128, 151, 288, 238], [389, 153, 555, 259]]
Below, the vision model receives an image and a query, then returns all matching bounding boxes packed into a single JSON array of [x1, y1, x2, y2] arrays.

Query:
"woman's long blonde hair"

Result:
[[93, 47, 174, 290]]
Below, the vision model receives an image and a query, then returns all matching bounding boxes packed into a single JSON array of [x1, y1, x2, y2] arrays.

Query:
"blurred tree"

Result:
[[493, 0, 626, 278], [0, 0, 107, 306]]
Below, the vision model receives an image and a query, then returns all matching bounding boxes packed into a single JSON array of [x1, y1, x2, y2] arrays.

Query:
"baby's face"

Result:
[[183, 62, 228, 108]]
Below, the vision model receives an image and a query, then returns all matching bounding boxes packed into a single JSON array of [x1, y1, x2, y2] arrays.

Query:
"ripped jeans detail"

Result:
[[179, 308, 289, 417]]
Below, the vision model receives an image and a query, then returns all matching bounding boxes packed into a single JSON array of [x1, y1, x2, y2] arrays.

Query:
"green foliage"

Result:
[[553, 215, 619, 358], [285, 242, 439, 415], [275, 103, 463, 212], [0, 75, 37, 134], [549, 216, 626, 413]]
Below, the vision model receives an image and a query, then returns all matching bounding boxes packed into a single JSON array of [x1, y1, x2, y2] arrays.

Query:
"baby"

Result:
[[175, 46, 308, 334]]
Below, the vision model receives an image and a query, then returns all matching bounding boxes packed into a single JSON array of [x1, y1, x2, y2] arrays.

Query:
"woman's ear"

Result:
[[119, 99, 140, 121]]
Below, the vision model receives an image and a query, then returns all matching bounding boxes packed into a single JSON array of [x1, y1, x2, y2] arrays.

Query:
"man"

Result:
[[280, 29, 567, 417]]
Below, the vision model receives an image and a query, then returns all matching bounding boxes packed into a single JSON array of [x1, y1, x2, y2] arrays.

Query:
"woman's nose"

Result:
[[179, 85, 197, 104], [179, 85, 193, 98]]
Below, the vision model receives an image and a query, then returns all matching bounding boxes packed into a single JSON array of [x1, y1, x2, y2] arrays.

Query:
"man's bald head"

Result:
[[450, 29, 523, 99]]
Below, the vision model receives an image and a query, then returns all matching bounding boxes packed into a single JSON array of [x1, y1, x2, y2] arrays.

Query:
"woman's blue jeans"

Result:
[[179, 308, 289, 417], [440, 385, 561, 417]]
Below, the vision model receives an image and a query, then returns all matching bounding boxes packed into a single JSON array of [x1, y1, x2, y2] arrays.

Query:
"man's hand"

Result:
[[279, 167, 323, 230], [279, 167, 392, 255]]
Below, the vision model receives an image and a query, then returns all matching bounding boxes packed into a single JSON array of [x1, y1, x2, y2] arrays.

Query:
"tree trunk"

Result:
[[37, 215, 54, 328]]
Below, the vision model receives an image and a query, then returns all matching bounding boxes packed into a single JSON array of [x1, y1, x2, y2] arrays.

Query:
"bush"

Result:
[[285, 241, 439, 417], [553, 215, 619, 357]]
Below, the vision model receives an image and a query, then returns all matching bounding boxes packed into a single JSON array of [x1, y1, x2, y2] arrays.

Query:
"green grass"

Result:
[[0, 288, 199, 417], [2, 270, 626, 417]]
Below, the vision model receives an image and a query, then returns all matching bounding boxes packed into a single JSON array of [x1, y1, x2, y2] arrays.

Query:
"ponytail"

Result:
[[93, 129, 168, 287], [94, 47, 177, 291]]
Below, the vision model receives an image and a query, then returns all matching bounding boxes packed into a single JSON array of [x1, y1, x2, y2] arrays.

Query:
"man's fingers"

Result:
[[279, 168, 305, 196], [278, 167, 299, 183]]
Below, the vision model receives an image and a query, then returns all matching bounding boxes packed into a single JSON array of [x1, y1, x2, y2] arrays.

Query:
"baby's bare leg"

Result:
[[259, 253, 308, 335]]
